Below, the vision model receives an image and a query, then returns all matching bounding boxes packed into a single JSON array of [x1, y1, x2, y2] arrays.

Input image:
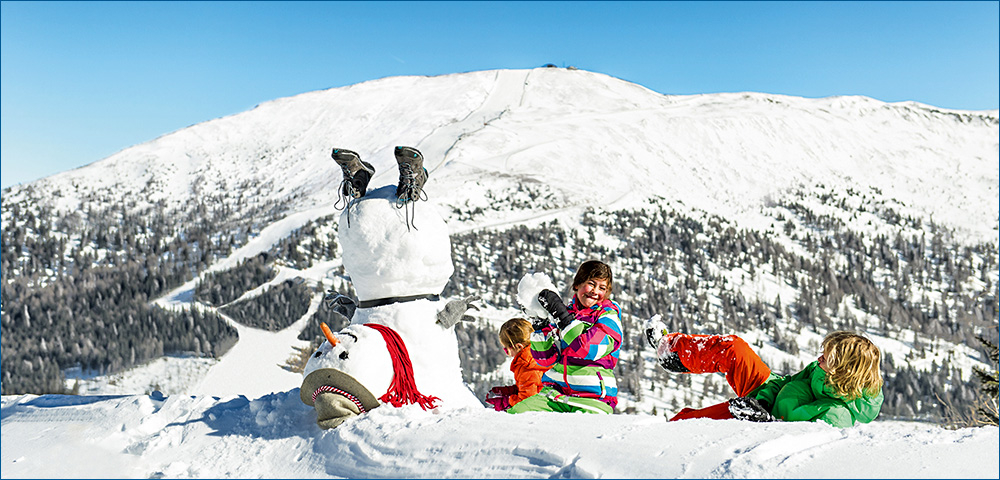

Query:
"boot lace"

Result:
[[395, 164, 428, 230]]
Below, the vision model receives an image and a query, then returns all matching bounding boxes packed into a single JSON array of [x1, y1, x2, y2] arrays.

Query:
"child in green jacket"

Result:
[[646, 320, 883, 428]]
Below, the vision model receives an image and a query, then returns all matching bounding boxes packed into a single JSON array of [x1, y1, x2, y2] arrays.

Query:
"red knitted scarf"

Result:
[[364, 323, 441, 410]]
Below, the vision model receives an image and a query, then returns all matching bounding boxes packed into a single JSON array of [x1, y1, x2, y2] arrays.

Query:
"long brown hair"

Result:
[[822, 331, 883, 400]]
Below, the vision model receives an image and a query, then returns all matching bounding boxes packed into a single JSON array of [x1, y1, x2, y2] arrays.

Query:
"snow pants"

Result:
[[506, 386, 614, 414], [667, 334, 771, 422]]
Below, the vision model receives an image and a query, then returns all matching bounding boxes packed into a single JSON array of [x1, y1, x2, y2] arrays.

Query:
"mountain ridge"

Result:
[[4, 67, 996, 243]]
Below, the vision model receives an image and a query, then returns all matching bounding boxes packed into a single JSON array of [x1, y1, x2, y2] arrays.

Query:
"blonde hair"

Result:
[[499, 318, 533, 348], [822, 331, 883, 400]]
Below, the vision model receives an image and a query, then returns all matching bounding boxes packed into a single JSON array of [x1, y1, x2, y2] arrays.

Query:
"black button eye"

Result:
[[339, 351, 349, 360], [314, 351, 323, 358]]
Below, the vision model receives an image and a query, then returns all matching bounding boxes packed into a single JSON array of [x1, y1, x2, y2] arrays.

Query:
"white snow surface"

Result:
[[5, 68, 997, 245], [2, 389, 997, 478]]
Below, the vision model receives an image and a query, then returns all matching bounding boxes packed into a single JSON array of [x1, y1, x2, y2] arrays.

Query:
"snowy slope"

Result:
[[4, 68, 996, 244], [2, 390, 997, 478]]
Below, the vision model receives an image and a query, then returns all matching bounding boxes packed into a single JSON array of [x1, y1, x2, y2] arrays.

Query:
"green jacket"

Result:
[[751, 361, 883, 427]]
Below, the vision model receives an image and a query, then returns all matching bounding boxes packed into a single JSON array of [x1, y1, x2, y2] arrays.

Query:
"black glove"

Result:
[[531, 316, 551, 331], [728, 396, 777, 422], [537, 289, 574, 330]]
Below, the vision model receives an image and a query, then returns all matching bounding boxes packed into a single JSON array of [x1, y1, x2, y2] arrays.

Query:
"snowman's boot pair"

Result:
[[331, 146, 429, 205]]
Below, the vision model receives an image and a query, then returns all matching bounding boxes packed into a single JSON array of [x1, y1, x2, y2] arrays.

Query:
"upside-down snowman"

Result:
[[300, 148, 480, 429]]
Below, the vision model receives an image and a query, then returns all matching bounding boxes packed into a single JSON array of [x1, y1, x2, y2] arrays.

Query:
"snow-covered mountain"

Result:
[[2, 67, 998, 477], [4, 68, 997, 244]]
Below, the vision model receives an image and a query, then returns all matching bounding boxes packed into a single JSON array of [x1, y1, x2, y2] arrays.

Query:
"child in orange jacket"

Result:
[[485, 318, 548, 411]]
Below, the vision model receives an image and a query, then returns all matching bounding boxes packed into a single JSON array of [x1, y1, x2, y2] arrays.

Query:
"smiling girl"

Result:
[[507, 260, 624, 414]]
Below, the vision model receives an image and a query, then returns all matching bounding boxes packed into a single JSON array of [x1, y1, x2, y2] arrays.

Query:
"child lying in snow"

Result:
[[645, 319, 883, 428]]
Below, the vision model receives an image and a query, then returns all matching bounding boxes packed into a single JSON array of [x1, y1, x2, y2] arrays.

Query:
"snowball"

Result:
[[516, 272, 558, 318]]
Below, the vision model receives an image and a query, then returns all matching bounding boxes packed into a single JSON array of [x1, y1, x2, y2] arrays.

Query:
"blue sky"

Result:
[[2, 1, 998, 189]]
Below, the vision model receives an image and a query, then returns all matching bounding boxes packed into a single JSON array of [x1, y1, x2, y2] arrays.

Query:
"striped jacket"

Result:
[[530, 297, 623, 408]]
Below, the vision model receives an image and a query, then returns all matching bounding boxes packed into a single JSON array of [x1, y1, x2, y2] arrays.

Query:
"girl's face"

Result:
[[818, 353, 829, 372], [574, 277, 609, 309]]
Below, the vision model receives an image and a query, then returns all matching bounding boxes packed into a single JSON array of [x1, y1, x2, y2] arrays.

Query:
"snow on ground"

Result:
[[63, 356, 217, 397], [14, 296, 997, 479], [2, 391, 996, 479], [190, 305, 315, 400]]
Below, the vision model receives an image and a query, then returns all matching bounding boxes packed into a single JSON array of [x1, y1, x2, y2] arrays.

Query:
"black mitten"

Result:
[[728, 396, 777, 422], [530, 316, 550, 331], [537, 289, 574, 330]]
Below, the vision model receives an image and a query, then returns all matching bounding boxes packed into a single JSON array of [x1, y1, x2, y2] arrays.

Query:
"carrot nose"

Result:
[[320, 322, 339, 347]]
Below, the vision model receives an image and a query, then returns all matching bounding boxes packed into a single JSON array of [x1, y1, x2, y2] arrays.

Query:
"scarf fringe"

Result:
[[365, 323, 441, 410]]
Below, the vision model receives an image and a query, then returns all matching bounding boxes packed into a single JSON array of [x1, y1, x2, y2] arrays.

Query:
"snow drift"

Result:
[[2, 392, 997, 478]]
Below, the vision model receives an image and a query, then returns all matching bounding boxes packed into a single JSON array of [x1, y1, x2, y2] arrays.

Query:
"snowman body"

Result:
[[301, 185, 479, 428]]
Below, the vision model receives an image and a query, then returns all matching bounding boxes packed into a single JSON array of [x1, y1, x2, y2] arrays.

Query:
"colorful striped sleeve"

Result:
[[530, 322, 560, 368], [559, 304, 623, 361]]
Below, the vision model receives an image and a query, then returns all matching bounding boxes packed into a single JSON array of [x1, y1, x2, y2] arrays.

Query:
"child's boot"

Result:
[[332, 148, 375, 201], [645, 314, 690, 373], [655, 333, 691, 373]]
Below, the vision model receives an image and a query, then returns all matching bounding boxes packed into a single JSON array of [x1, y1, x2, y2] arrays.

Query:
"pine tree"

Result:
[[971, 335, 998, 426]]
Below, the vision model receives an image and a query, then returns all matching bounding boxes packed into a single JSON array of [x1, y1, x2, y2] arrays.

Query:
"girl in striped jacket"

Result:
[[508, 260, 624, 414]]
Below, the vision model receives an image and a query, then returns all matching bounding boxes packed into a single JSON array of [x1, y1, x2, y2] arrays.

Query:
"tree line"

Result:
[[1, 182, 290, 394], [2, 183, 996, 423]]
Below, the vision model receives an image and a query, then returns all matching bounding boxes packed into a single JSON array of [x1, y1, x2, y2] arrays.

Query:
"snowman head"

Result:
[[338, 185, 454, 302], [301, 323, 392, 409]]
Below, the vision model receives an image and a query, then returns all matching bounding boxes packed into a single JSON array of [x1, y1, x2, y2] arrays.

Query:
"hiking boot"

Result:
[[332, 148, 375, 200], [393, 146, 428, 204]]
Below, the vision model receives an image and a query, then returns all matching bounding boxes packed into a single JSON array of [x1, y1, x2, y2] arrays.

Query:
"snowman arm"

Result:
[[436, 295, 481, 329]]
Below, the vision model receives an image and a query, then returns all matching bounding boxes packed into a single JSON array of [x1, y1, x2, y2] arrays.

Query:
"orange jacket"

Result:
[[508, 346, 548, 405]]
